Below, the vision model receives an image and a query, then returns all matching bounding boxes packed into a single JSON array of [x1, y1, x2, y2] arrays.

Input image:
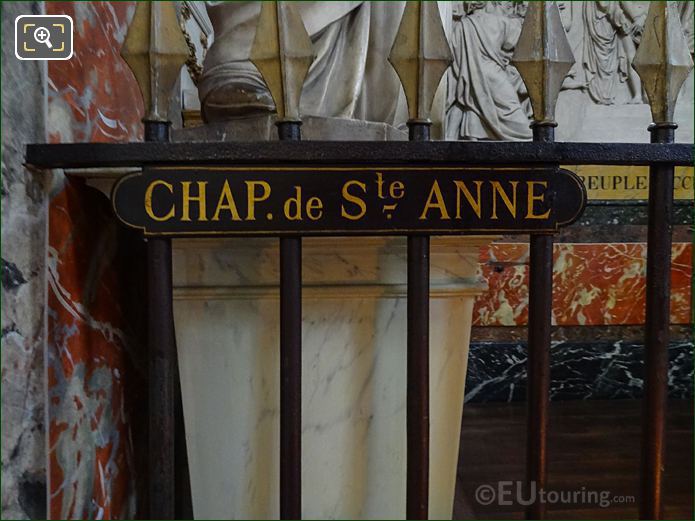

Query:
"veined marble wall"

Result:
[[475, 242, 692, 327], [44, 2, 147, 519], [466, 339, 694, 403], [1, 3, 48, 519]]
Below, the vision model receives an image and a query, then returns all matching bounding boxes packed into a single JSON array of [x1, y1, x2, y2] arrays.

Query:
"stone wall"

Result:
[[1, 2, 48, 519]]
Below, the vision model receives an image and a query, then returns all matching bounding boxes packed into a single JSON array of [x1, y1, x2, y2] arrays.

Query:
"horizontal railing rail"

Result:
[[25, 141, 693, 169]]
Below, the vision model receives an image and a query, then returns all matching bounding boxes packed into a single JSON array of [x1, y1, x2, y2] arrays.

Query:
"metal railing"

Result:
[[25, 2, 694, 520]]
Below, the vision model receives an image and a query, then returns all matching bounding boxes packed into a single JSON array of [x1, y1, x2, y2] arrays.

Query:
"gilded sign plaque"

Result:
[[571, 165, 694, 201], [112, 166, 587, 236]]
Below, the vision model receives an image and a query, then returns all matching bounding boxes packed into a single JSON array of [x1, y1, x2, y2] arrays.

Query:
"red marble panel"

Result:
[[47, 2, 142, 143], [47, 180, 143, 520], [46, 2, 144, 519], [474, 243, 530, 326], [474, 243, 692, 327]]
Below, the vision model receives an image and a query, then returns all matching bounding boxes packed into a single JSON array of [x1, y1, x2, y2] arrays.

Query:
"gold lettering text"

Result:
[[390, 180, 405, 199], [341, 180, 367, 220], [491, 181, 518, 220], [306, 197, 323, 221], [284, 186, 303, 221], [144, 180, 175, 222], [525, 181, 551, 220], [212, 180, 241, 221], [181, 181, 208, 222], [419, 180, 450, 220], [376, 172, 386, 199], [454, 180, 483, 219], [245, 181, 271, 221]]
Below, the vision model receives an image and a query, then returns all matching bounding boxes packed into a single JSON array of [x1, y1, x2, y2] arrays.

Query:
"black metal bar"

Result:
[[25, 141, 693, 169], [144, 119, 175, 521], [147, 236, 176, 520], [526, 123, 555, 520], [278, 120, 302, 141], [639, 123, 677, 520], [406, 121, 431, 520], [277, 120, 302, 520], [525, 235, 552, 521], [174, 363, 193, 519]]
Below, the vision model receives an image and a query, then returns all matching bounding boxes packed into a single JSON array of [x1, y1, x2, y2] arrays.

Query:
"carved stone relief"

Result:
[[191, 1, 693, 141], [446, 1, 532, 141], [445, 0, 694, 141], [197, 1, 452, 131]]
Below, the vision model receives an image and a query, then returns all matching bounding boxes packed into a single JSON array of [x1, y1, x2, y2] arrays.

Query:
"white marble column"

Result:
[[172, 236, 492, 519]]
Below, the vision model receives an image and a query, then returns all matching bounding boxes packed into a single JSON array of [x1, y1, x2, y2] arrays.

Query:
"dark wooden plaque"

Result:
[[112, 165, 586, 236]]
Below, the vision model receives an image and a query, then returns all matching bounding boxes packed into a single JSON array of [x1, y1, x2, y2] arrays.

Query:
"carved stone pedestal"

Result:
[[172, 236, 492, 519]]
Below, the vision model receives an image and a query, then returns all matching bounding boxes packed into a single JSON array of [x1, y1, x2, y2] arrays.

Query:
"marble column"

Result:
[[169, 116, 494, 519], [173, 236, 491, 519]]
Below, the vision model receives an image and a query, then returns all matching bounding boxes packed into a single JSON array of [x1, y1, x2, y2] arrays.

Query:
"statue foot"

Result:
[[199, 63, 276, 122]]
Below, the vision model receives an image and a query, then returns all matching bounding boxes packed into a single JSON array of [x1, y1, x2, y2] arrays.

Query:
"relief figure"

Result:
[[199, 1, 452, 128], [445, 1, 532, 141], [582, 1, 648, 105]]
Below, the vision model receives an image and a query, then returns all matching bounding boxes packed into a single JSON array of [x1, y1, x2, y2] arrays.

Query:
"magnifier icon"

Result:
[[33, 26, 52, 48]]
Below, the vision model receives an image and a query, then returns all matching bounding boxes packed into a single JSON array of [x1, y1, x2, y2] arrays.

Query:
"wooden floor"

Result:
[[454, 400, 693, 520]]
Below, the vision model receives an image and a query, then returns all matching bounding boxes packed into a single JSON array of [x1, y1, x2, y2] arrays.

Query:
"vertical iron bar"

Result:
[[146, 117, 176, 520], [407, 121, 431, 520], [526, 123, 555, 520], [277, 120, 302, 520], [175, 363, 193, 519], [639, 123, 676, 520]]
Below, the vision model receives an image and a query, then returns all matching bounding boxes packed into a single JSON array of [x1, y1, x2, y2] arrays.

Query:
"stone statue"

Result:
[[199, 2, 452, 129], [679, 1, 694, 54], [582, 1, 647, 105], [196, 1, 691, 141], [444, 1, 695, 141], [445, 1, 532, 141], [556, 1, 588, 90]]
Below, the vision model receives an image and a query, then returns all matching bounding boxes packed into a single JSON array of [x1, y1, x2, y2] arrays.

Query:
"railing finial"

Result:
[[249, 1, 314, 123], [511, 1, 575, 126], [120, 2, 189, 123], [632, 1, 694, 125], [388, 1, 453, 123]]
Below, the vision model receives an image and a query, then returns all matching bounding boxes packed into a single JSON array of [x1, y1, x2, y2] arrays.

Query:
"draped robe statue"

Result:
[[582, 1, 648, 105], [445, 1, 532, 141], [681, 0, 695, 53], [200, 2, 452, 128]]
